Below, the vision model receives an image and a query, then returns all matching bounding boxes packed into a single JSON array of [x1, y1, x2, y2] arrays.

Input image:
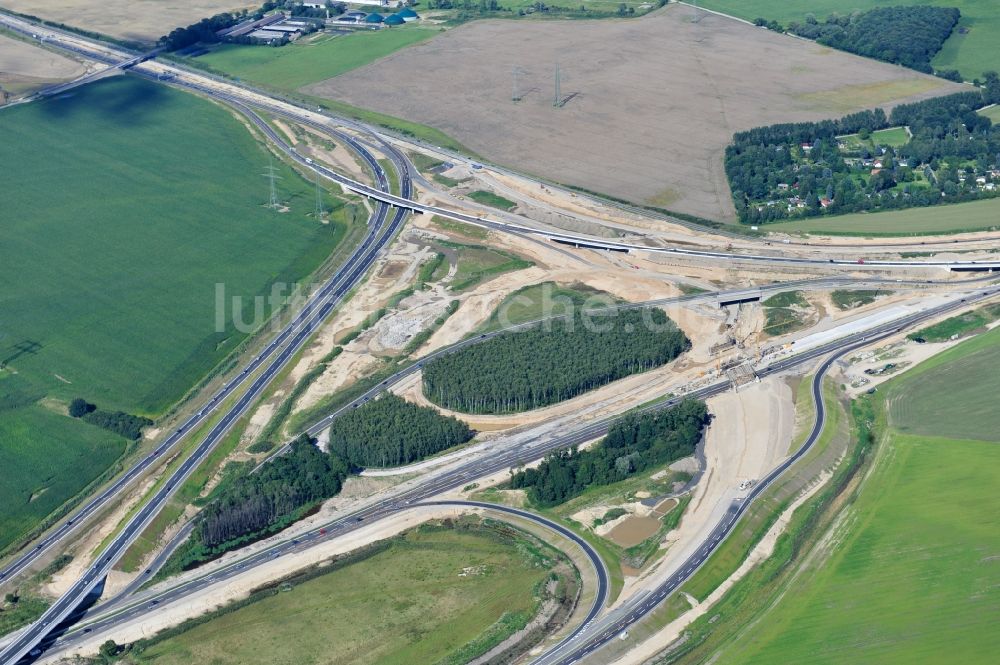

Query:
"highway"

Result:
[[28, 284, 999, 664], [0, 108, 411, 665], [4, 12, 1000, 273], [88, 273, 982, 612], [0, 115, 401, 584], [532, 285, 1000, 665], [2, 10, 999, 663], [38, 501, 608, 660]]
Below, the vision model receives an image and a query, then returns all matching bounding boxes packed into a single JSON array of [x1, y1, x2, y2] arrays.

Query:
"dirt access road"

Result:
[[311, 4, 962, 222]]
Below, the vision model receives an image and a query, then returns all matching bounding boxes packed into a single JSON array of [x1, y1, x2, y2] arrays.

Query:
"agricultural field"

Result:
[[132, 523, 562, 665], [0, 31, 86, 98], [763, 196, 1000, 235], [0, 0, 252, 44], [697, 0, 1000, 80], [713, 331, 1000, 664], [889, 325, 1000, 442], [0, 400, 127, 552], [308, 4, 960, 222], [0, 75, 352, 550], [190, 27, 438, 91]]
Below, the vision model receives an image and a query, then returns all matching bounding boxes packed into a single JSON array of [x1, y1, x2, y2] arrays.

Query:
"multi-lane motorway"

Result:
[[27, 284, 1000, 665], [5, 12, 1000, 273], [0, 102, 411, 665], [2, 10, 1000, 664]]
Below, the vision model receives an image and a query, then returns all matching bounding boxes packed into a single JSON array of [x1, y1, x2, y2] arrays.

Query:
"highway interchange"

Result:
[[2, 10, 1000, 665]]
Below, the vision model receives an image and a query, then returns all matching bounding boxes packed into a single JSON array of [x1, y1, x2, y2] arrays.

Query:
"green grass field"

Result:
[[906, 303, 1000, 343], [442, 242, 533, 292], [697, 0, 999, 80], [0, 75, 352, 551], [762, 197, 1000, 235], [710, 329, 1000, 665], [979, 104, 1000, 122], [134, 524, 553, 665], [467, 189, 517, 211], [889, 325, 1000, 441], [478, 281, 617, 332], [871, 126, 910, 146], [193, 27, 437, 91], [761, 291, 808, 308], [831, 289, 880, 310], [0, 397, 127, 552]]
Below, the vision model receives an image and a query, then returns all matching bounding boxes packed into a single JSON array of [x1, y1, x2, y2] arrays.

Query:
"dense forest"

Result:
[[328, 394, 473, 468], [510, 399, 710, 507], [786, 6, 961, 74], [174, 436, 347, 569], [422, 309, 690, 414], [726, 75, 1000, 224]]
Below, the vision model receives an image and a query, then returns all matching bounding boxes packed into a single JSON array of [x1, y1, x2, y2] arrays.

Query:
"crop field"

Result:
[[0, 399, 126, 552], [696, 0, 1000, 80], [0, 0, 252, 44], [0, 31, 86, 97], [762, 196, 1000, 235], [0, 75, 350, 550], [135, 524, 555, 665], [192, 27, 438, 91], [888, 326, 1000, 442], [716, 334, 1000, 664], [310, 5, 960, 222]]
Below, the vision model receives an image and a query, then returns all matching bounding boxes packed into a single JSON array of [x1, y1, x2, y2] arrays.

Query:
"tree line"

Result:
[[510, 399, 710, 507], [328, 393, 473, 468], [727, 75, 1000, 224], [786, 6, 961, 74], [173, 436, 347, 570], [421, 309, 690, 414], [158, 1, 338, 51], [68, 398, 151, 441]]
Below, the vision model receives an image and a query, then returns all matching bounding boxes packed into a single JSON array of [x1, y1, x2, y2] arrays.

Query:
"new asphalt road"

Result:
[[34, 284, 1000, 664], [0, 116, 411, 665]]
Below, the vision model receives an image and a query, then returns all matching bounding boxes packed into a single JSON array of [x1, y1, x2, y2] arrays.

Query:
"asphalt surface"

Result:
[[32, 284, 1000, 665], [6, 13, 1000, 272], [94, 273, 973, 612], [0, 100, 411, 665], [533, 285, 1000, 665], [2, 11, 999, 663]]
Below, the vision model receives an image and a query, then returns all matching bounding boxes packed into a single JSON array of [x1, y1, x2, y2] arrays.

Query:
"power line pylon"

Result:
[[262, 157, 282, 209]]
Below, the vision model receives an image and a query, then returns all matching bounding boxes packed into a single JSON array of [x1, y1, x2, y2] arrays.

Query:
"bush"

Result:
[[68, 398, 95, 418]]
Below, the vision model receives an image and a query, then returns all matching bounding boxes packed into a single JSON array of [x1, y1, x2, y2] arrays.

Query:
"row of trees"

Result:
[[422, 309, 690, 414], [786, 7, 961, 74], [68, 398, 152, 440], [328, 394, 473, 468], [159, 11, 246, 51], [510, 399, 710, 507], [726, 77, 1000, 224], [183, 436, 347, 567]]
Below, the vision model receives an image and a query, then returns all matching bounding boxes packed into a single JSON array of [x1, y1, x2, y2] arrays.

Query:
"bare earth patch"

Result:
[[1, 0, 254, 44], [310, 5, 963, 221]]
